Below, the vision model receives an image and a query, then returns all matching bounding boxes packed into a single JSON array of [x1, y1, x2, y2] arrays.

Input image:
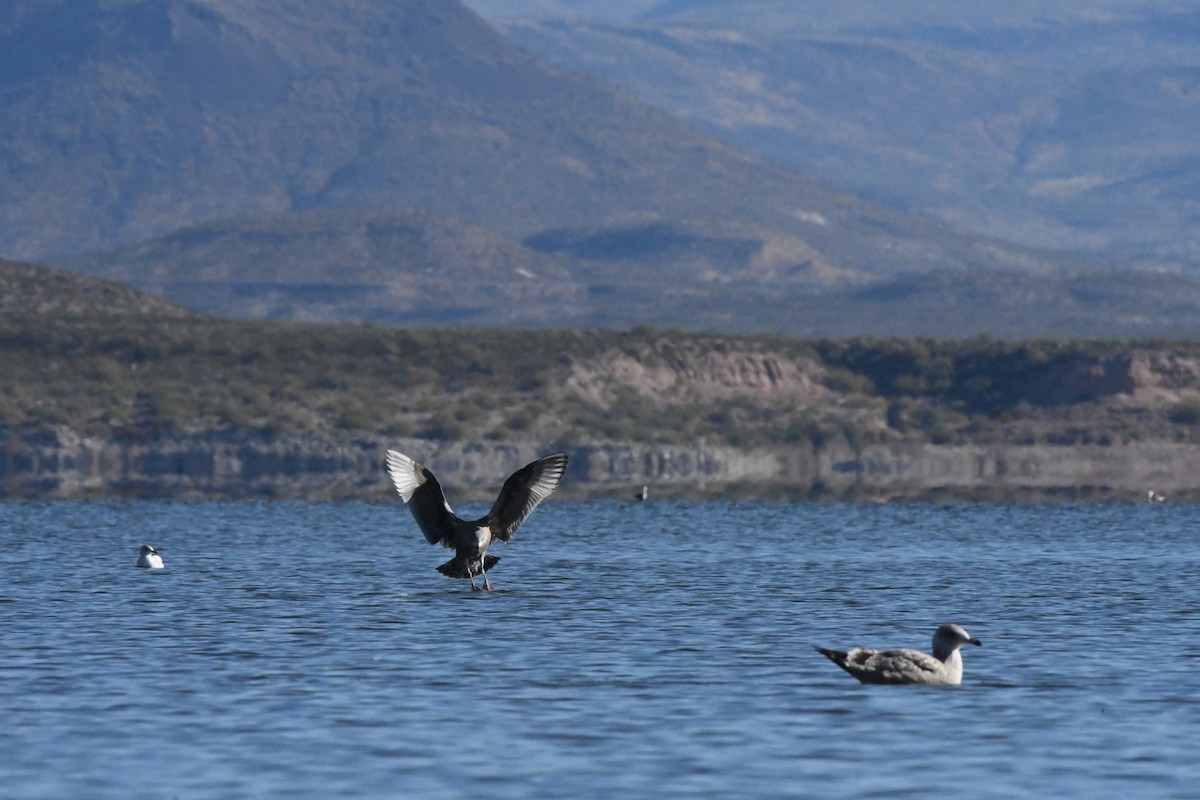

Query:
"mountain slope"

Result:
[[61, 212, 1200, 337], [4, 0, 1075, 284], [476, 1, 1200, 265], [65, 209, 593, 324], [0, 258, 201, 318]]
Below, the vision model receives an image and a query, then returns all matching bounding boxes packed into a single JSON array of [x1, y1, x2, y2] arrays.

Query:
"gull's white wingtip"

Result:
[[385, 449, 424, 503]]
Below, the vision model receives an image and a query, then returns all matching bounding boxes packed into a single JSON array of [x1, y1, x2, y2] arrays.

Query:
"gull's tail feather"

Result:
[[815, 646, 874, 684], [436, 555, 500, 579]]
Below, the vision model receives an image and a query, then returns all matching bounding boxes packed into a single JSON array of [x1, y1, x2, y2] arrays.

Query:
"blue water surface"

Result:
[[1, 499, 1197, 798]]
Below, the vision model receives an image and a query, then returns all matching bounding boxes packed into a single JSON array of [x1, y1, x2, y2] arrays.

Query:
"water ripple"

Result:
[[1, 500, 1199, 798]]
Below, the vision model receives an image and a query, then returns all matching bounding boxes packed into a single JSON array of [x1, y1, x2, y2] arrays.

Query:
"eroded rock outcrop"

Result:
[[1, 427, 1194, 502]]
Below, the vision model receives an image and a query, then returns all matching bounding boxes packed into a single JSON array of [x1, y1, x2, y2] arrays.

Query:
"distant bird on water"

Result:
[[136, 544, 164, 569], [635, 485, 648, 502], [386, 450, 568, 591], [1148, 489, 1166, 503], [816, 623, 981, 686]]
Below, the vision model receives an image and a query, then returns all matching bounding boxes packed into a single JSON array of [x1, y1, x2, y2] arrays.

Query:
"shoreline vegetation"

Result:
[[3, 315, 1200, 501]]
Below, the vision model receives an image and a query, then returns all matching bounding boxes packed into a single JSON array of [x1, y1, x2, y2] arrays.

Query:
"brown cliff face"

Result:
[[1017, 353, 1200, 408], [1025, 356, 1139, 406], [561, 340, 832, 408]]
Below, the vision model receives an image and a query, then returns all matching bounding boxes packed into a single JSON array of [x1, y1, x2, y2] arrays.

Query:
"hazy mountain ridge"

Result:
[[2, 0, 947, 263], [3, 0, 1196, 336], [65, 209, 593, 324], [63, 217, 1200, 337], [474, 1, 1200, 265]]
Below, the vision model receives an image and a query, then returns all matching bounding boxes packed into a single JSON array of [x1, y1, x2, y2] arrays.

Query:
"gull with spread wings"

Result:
[[386, 450, 568, 591]]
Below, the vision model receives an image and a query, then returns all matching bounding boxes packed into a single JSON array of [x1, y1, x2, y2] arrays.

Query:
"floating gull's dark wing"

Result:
[[385, 450, 458, 546], [488, 452, 569, 541]]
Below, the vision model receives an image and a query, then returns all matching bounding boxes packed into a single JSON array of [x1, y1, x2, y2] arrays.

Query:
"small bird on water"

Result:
[[385, 450, 569, 591], [136, 544, 164, 569], [815, 623, 981, 686]]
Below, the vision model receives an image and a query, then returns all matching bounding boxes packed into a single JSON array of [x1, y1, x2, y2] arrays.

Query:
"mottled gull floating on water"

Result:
[[816, 623, 981, 686], [136, 544, 164, 569], [386, 450, 568, 591]]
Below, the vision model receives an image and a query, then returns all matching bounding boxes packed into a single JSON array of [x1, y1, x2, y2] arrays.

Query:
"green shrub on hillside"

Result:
[[1168, 400, 1200, 426], [2, 315, 1199, 448]]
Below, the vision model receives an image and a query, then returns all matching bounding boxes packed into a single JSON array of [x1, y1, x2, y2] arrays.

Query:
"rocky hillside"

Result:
[[0, 258, 201, 319], [7, 430, 1199, 503], [64, 210, 592, 325], [3, 295, 1200, 499]]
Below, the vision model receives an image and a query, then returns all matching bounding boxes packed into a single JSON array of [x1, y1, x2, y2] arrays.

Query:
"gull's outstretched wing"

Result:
[[386, 450, 458, 546], [487, 452, 569, 542]]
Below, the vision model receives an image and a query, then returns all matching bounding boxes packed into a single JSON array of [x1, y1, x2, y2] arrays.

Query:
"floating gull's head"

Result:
[[932, 623, 981, 660], [137, 544, 164, 569]]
